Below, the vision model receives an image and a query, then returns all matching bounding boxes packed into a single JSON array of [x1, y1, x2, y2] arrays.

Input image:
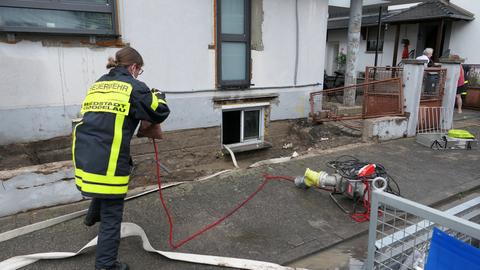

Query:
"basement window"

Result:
[[222, 103, 270, 152], [0, 0, 117, 36]]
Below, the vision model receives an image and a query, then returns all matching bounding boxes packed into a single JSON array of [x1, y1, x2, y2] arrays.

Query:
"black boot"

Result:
[[84, 198, 101, 227], [84, 215, 100, 227], [96, 261, 129, 270]]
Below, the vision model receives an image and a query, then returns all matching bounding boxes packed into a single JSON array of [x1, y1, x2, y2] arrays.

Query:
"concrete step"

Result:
[[325, 121, 363, 137]]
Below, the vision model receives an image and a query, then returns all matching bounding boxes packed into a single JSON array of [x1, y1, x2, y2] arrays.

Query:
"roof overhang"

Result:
[[329, 0, 423, 8], [383, 1, 475, 24], [328, 0, 474, 30]]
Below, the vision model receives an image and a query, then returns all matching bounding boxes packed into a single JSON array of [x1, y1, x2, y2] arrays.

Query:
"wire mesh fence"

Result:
[[416, 106, 477, 150], [310, 78, 403, 123], [366, 190, 480, 270], [421, 68, 446, 100], [364, 66, 446, 104], [464, 64, 480, 88], [365, 67, 403, 83]]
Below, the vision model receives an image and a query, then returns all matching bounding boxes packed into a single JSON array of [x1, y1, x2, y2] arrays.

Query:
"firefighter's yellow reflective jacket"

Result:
[[73, 67, 170, 198]]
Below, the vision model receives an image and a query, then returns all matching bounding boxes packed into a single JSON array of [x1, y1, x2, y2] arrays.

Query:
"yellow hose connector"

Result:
[[304, 168, 325, 187]]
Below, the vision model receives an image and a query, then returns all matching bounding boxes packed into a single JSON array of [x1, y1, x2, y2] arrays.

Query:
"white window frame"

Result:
[[221, 103, 267, 147], [216, 0, 251, 89]]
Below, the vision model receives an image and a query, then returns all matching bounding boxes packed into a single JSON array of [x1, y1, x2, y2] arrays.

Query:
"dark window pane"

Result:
[[70, 0, 108, 3], [222, 111, 241, 144], [221, 0, 244, 34], [244, 110, 260, 140], [61, 0, 109, 4], [221, 42, 246, 81], [367, 40, 383, 52], [0, 7, 112, 32], [367, 26, 384, 52]]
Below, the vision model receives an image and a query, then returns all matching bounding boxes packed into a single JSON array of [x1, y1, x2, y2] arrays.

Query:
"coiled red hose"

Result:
[[152, 139, 294, 249]]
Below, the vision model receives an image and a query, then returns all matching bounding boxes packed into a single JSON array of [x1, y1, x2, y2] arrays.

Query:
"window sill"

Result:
[[365, 51, 384, 54], [1, 33, 127, 48], [223, 141, 272, 153], [213, 93, 279, 102]]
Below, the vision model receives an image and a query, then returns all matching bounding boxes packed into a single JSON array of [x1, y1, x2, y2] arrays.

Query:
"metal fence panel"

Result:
[[366, 190, 480, 270], [309, 78, 404, 123], [365, 67, 403, 83]]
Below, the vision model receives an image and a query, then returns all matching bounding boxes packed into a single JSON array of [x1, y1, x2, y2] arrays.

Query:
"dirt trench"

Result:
[[0, 120, 361, 189]]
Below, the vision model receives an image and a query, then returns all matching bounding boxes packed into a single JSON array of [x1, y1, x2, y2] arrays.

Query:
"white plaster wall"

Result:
[[363, 116, 407, 142], [119, 0, 215, 92], [326, 23, 419, 74], [251, 0, 296, 86], [0, 0, 329, 145], [0, 43, 113, 109], [296, 0, 328, 85], [449, 0, 480, 64]]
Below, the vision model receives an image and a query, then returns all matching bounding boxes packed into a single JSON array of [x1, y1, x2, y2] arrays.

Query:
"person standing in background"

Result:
[[416, 48, 434, 67], [456, 63, 466, 114]]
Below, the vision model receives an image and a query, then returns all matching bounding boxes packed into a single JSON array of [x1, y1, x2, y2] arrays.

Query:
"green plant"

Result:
[[335, 51, 347, 70]]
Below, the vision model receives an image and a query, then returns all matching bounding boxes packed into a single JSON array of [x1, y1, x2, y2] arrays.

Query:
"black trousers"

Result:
[[86, 198, 125, 269]]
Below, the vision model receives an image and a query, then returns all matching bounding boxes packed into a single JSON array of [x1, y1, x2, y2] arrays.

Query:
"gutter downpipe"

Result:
[[294, 0, 299, 86], [374, 6, 383, 67]]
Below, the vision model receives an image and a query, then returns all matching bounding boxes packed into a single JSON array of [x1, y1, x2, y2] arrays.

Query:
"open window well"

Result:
[[221, 103, 271, 152]]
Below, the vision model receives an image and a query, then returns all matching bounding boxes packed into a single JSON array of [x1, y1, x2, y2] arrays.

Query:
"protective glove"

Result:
[[137, 120, 163, 139], [151, 88, 166, 101]]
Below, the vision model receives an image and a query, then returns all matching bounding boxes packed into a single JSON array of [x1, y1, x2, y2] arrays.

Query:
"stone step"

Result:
[[325, 121, 363, 137]]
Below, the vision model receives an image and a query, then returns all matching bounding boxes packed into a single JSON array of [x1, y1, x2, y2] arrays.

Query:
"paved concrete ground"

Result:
[[1, 124, 479, 269], [289, 190, 480, 270]]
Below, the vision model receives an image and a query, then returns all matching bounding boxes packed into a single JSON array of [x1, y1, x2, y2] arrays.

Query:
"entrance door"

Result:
[[325, 42, 339, 76], [416, 22, 445, 61]]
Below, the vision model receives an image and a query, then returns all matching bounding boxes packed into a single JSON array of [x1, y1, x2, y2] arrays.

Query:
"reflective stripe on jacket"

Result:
[[73, 67, 170, 198]]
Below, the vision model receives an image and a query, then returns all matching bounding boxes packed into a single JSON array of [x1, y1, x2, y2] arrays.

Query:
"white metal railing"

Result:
[[366, 190, 480, 270], [416, 106, 448, 134]]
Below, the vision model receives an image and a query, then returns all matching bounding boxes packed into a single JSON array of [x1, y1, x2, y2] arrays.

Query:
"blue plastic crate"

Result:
[[425, 227, 480, 270]]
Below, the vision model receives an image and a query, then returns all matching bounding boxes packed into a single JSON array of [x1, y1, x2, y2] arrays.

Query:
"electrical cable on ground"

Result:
[[325, 155, 401, 222], [326, 155, 401, 197]]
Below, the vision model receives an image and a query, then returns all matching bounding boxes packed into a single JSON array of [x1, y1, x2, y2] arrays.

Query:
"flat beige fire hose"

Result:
[[0, 222, 306, 270], [0, 182, 307, 270]]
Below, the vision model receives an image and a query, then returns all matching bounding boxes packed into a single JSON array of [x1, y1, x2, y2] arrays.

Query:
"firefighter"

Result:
[[72, 47, 170, 270]]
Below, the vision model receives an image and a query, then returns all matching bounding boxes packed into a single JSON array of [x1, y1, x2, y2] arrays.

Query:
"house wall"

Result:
[[395, 24, 419, 60], [326, 23, 419, 75], [0, 0, 328, 145], [449, 0, 480, 64]]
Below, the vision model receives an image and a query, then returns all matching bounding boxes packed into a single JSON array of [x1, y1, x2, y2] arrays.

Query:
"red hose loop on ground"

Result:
[[152, 139, 294, 249]]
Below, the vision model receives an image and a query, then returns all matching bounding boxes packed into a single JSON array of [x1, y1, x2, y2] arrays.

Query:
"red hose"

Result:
[[349, 180, 383, 223], [350, 180, 371, 222], [152, 139, 294, 249]]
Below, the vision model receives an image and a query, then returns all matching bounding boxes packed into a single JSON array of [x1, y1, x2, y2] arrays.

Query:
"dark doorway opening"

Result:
[[416, 22, 445, 62], [222, 111, 241, 144]]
